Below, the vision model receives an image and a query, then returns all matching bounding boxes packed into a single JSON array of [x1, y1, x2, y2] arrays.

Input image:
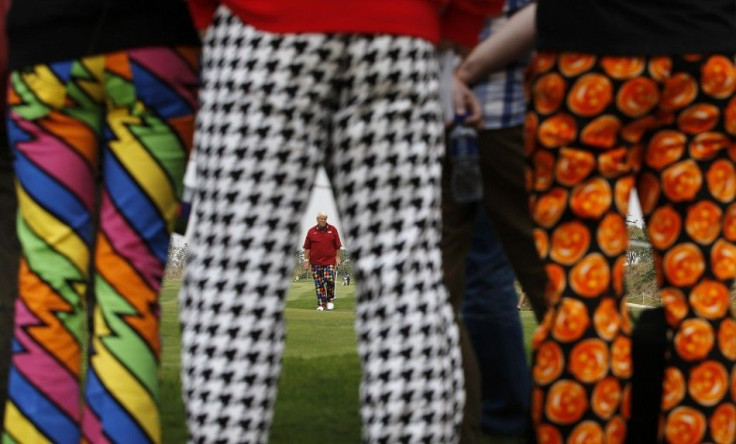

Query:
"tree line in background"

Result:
[[166, 224, 733, 310], [165, 241, 355, 282], [291, 248, 354, 281], [625, 223, 658, 306]]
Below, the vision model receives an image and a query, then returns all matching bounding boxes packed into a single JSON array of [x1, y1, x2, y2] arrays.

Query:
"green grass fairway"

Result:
[[159, 280, 538, 443]]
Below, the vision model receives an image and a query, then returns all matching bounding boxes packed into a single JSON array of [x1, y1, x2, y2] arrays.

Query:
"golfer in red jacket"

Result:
[[303, 212, 342, 311]]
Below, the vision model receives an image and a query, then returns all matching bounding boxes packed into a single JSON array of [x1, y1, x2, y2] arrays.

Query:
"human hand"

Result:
[[335, 257, 341, 267], [302, 261, 310, 271], [452, 74, 482, 126]]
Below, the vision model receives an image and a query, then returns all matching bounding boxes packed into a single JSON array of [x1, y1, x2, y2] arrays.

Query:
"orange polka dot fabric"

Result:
[[527, 53, 736, 444]]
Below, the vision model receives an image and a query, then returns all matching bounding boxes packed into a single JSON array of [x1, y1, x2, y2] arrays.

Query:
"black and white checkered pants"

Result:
[[179, 7, 463, 443]]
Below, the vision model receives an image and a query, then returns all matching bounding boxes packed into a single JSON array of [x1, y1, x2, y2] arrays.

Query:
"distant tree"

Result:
[[338, 249, 354, 277], [294, 248, 305, 265], [165, 238, 190, 279], [292, 247, 354, 280], [625, 220, 658, 305], [293, 249, 308, 280], [626, 223, 652, 265]]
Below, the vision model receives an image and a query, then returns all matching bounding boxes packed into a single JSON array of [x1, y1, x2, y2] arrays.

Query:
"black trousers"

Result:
[[441, 126, 548, 322], [441, 126, 548, 443], [0, 125, 19, 421], [627, 308, 667, 444]]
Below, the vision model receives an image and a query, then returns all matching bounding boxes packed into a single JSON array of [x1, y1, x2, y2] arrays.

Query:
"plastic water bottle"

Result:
[[449, 117, 483, 203]]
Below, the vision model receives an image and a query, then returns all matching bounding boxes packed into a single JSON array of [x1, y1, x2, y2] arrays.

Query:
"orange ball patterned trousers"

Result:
[[527, 52, 736, 444]]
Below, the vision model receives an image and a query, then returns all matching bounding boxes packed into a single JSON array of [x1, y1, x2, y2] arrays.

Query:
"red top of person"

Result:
[[187, 0, 504, 48], [303, 224, 342, 266]]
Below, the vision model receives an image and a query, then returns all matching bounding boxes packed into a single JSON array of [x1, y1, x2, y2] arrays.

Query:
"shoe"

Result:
[[517, 305, 521, 311], [316, 306, 325, 311], [326, 302, 334, 310]]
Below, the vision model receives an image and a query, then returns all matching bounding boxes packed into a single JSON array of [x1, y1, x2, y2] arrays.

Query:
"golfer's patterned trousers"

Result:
[[311, 264, 335, 307], [178, 7, 463, 444]]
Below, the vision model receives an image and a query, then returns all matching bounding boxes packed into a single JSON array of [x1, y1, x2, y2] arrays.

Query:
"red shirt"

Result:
[[303, 224, 342, 266], [188, 0, 504, 48]]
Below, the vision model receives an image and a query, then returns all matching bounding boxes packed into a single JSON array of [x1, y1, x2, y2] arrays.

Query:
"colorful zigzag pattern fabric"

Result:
[[3, 46, 198, 444]]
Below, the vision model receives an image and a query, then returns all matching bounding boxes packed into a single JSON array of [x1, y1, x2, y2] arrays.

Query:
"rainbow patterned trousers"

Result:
[[2, 46, 199, 444], [311, 264, 336, 307]]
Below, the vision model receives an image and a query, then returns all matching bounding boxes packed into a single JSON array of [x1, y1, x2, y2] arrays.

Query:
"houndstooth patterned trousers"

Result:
[[179, 7, 463, 443]]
